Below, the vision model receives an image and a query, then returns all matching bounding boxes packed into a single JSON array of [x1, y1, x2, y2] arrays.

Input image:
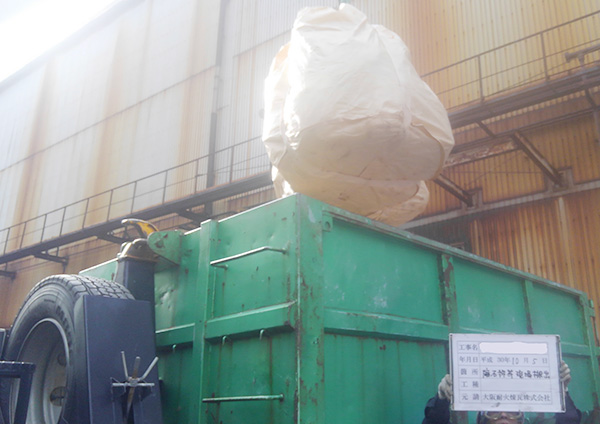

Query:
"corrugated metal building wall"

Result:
[[0, 0, 218, 228], [1, 0, 599, 329]]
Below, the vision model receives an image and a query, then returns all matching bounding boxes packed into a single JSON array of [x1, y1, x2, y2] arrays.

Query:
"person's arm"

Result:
[[555, 361, 581, 424], [422, 395, 451, 424], [423, 374, 452, 424], [555, 392, 581, 424]]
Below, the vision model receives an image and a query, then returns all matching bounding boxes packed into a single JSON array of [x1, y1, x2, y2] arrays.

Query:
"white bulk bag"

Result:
[[262, 4, 454, 226]]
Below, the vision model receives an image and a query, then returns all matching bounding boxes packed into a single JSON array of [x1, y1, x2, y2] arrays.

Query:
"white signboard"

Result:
[[449, 333, 564, 413]]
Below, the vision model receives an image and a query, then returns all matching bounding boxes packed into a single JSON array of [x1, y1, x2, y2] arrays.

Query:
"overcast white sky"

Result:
[[0, 0, 117, 82]]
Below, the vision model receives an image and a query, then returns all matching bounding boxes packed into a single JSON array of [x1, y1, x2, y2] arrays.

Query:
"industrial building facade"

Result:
[[0, 0, 599, 334]]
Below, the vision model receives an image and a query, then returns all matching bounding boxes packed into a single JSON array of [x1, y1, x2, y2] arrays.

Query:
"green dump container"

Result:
[[83, 194, 600, 423]]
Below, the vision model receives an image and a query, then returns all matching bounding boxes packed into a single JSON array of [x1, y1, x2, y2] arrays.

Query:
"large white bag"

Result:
[[262, 4, 454, 226]]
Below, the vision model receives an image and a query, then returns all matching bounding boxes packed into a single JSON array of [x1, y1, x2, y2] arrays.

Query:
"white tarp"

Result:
[[262, 4, 454, 226]]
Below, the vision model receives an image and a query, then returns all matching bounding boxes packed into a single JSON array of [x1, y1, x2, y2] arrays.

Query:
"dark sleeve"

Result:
[[556, 392, 582, 424], [422, 395, 451, 424]]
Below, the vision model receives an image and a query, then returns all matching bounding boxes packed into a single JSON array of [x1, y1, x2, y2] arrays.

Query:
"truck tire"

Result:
[[0, 274, 133, 424]]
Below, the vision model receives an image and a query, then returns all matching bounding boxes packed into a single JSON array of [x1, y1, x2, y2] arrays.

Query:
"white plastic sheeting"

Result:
[[262, 4, 454, 226]]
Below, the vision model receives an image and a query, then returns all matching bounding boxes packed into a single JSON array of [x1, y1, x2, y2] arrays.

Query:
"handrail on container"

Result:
[[210, 246, 288, 269], [202, 394, 284, 403]]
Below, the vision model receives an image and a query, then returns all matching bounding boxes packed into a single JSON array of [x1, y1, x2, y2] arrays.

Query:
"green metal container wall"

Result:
[[84, 194, 599, 423]]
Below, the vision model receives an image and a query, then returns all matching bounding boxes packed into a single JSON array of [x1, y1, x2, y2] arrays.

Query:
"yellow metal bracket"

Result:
[[122, 219, 158, 239]]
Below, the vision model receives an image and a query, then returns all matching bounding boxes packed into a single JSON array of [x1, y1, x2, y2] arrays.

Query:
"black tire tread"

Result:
[[0, 274, 133, 423], [6, 274, 134, 349], [16, 274, 133, 316]]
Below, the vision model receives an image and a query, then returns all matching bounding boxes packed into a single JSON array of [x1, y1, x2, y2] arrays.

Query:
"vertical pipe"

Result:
[[131, 181, 138, 213], [82, 198, 91, 229], [228, 145, 235, 183], [205, 0, 229, 216], [194, 158, 200, 192], [594, 110, 600, 144], [162, 171, 169, 203], [207, 113, 218, 190], [106, 190, 114, 222], [540, 34, 549, 80], [19, 221, 27, 249], [58, 206, 67, 236], [40, 213, 48, 242], [59, 207, 67, 236], [477, 55, 484, 100], [3, 227, 10, 255]]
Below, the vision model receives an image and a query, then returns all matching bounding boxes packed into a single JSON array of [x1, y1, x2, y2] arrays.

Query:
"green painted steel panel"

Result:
[[84, 194, 600, 423], [154, 228, 203, 331], [453, 258, 530, 333], [159, 347, 196, 423], [322, 218, 444, 324], [203, 334, 296, 423], [528, 284, 586, 345], [565, 355, 598, 415], [324, 335, 448, 423], [212, 198, 295, 318]]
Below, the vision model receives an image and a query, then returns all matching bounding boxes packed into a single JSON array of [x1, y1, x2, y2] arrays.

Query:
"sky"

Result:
[[0, 0, 117, 82]]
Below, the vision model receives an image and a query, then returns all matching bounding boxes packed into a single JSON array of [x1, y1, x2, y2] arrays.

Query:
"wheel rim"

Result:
[[11, 318, 69, 424]]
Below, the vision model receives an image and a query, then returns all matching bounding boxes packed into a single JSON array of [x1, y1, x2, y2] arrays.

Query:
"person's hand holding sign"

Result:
[[560, 361, 571, 391], [437, 374, 452, 401], [423, 332, 583, 424]]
